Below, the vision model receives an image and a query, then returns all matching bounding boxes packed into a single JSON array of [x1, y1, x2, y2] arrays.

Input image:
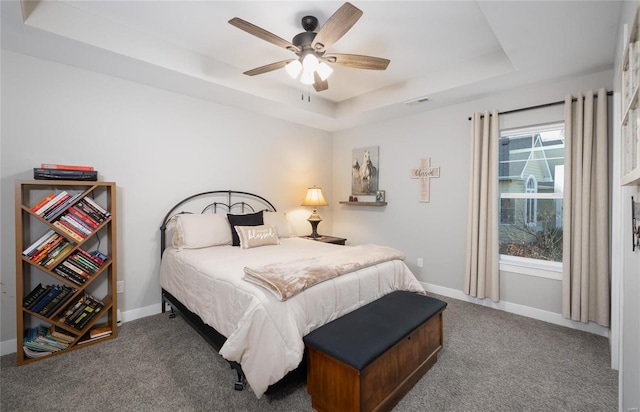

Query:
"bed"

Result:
[[158, 190, 425, 398]]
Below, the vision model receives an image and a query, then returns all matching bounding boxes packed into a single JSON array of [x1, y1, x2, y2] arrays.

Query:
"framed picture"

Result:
[[376, 190, 385, 202], [352, 146, 379, 195]]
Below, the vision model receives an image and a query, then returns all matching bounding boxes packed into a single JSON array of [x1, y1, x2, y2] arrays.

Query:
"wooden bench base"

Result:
[[306, 298, 445, 412]]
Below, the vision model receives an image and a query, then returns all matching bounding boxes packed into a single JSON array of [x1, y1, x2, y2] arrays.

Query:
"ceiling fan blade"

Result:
[[324, 53, 390, 70], [229, 17, 300, 53], [313, 72, 329, 92], [243, 59, 294, 76], [312, 2, 363, 52]]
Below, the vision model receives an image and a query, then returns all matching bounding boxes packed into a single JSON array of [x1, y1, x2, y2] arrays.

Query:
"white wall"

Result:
[[332, 69, 613, 328], [0, 50, 333, 350]]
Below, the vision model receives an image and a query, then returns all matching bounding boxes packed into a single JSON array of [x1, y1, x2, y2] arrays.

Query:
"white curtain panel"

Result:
[[464, 110, 500, 302], [562, 88, 609, 327]]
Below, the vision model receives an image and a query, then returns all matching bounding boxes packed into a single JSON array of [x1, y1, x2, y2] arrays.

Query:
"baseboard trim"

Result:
[[1, 339, 17, 356], [1, 303, 164, 356], [422, 282, 610, 338], [2, 287, 608, 356]]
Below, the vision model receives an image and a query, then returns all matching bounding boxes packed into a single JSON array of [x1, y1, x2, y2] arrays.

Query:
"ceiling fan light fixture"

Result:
[[285, 59, 302, 79], [300, 68, 315, 85], [302, 53, 319, 71], [230, 2, 389, 93], [316, 62, 333, 81]]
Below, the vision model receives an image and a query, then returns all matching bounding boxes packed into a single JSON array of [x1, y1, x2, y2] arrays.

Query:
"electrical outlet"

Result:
[[417, 258, 424, 268], [117, 281, 124, 294]]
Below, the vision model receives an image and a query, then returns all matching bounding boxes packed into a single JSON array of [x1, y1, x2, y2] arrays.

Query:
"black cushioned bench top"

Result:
[[303, 291, 447, 371]]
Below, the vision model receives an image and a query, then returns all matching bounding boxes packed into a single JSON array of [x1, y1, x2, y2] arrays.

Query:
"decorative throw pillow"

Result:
[[227, 211, 264, 246], [263, 211, 293, 238], [171, 213, 232, 249], [234, 224, 279, 249]]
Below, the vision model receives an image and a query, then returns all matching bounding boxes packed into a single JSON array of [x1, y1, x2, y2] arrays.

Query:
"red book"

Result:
[[68, 207, 99, 228], [30, 193, 56, 212], [40, 164, 94, 171]]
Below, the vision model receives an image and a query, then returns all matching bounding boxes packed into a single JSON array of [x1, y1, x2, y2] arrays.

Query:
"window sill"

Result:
[[499, 255, 562, 280]]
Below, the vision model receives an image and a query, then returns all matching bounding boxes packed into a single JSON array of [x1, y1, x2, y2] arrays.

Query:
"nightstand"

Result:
[[300, 235, 347, 245]]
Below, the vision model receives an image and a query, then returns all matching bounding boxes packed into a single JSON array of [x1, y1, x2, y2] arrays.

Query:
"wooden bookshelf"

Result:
[[15, 180, 117, 365]]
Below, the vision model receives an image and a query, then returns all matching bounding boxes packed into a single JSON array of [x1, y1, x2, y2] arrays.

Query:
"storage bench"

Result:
[[303, 291, 447, 412]]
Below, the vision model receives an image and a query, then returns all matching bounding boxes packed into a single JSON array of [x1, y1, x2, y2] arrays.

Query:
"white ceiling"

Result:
[[1, 1, 622, 131]]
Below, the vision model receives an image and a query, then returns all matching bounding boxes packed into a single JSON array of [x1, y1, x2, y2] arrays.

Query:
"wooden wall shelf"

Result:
[[339, 201, 387, 207]]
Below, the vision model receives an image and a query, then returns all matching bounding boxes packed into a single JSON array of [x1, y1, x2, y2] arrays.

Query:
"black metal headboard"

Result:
[[159, 190, 277, 256]]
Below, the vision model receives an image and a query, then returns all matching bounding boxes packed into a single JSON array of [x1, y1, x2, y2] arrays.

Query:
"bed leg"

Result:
[[230, 362, 246, 391]]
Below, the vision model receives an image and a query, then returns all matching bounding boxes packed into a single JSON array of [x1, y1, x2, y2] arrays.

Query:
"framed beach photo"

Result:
[[376, 190, 385, 202]]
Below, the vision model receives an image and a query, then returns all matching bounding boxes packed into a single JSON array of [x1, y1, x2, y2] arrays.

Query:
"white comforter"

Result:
[[159, 237, 425, 398]]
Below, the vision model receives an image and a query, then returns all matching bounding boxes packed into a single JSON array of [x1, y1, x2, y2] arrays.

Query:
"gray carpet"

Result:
[[1, 295, 617, 411]]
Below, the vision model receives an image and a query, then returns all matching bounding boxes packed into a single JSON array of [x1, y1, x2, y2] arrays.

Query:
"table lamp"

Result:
[[301, 186, 328, 238]]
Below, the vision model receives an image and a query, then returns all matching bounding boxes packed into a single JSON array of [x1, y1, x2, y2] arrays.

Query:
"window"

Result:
[[498, 123, 564, 267], [525, 175, 537, 226]]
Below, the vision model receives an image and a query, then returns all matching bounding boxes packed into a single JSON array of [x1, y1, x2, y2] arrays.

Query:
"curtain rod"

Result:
[[467, 90, 613, 121]]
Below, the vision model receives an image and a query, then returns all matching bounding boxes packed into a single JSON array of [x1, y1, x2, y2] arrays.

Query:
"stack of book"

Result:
[[23, 283, 77, 317], [59, 294, 104, 331], [77, 324, 113, 345], [53, 248, 108, 285], [30, 190, 83, 221], [51, 197, 110, 242], [33, 164, 97, 181], [22, 231, 72, 270], [23, 325, 75, 358]]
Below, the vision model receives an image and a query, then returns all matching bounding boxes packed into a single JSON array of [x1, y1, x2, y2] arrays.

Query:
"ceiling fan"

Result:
[[229, 2, 390, 92]]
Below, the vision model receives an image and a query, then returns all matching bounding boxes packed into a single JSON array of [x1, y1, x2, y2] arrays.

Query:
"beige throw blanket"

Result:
[[243, 244, 406, 301]]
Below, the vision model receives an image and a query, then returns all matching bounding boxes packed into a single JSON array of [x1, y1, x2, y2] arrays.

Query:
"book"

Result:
[[75, 200, 106, 223], [75, 299, 103, 330], [34, 326, 68, 350], [52, 221, 85, 242], [30, 192, 56, 212], [90, 250, 109, 264], [50, 326, 76, 343], [68, 206, 99, 228], [30, 286, 62, 313], [33, 191, 69, 216], [40, 164, 94, 171], [67, 255, 98, 273], [83, 197, 110, 217], [89, 324, 112, 339], [77, 248, 105, 267], [54, 265, 87, 285], [30, 235, 65, 264], [60, 214, 92, 236], [38, 193, 71, 217], [22, 229, 56, 256], [42, 241, 72, 268], [43, 192, 83, 221], [39, 286, 74, 317], [26, 284, 55, 311], [23, 283, 47, 308], [60, 297, 87, 324], [23, 345, 53, 358], [33, 168, 98, 181]]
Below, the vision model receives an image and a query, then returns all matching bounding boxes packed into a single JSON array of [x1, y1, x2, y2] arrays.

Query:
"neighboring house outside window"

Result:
[[498, 123, 564, 279]]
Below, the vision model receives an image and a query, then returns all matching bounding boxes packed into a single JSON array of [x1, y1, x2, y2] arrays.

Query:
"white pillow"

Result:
[[263, 211, 293, 238], [235, 224, 279, 249], [171, 214, 232, 249]]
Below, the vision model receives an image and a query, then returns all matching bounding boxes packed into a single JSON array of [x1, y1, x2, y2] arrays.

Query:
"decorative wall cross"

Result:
[[411, 157, 440, 203]]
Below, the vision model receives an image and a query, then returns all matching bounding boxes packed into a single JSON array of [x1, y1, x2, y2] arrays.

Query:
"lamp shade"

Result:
[[302, 186, 328, 207], [285, 60, 302, 79]]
